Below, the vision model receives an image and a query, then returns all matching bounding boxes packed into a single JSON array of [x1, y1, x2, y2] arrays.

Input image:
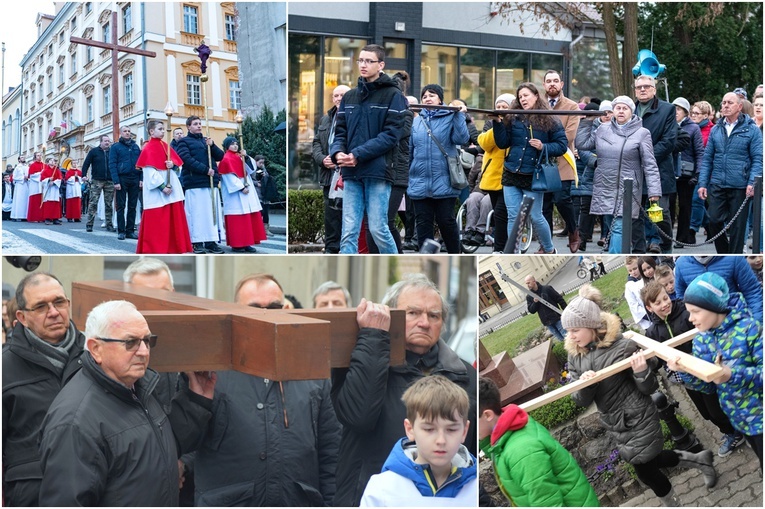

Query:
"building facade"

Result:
[[2, 85, 23, 169]]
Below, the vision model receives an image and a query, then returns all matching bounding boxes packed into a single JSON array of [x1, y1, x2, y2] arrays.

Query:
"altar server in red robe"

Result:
[[40, 157, 63, 225], [64, 165, 82, 222], [26, 152, 45, 223]]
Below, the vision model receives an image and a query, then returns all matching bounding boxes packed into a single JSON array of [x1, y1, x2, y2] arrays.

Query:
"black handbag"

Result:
[[422, 116, 468, 190], [531, 146, 562, 193]]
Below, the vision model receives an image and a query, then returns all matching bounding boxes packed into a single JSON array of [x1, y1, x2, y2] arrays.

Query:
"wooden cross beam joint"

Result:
[[518, 329, 723, 412], [71, 281, 406, 381]]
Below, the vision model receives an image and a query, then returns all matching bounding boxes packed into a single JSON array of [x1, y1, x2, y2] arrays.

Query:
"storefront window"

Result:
[[530, 53, 564, 85], [421, 45, 458, 102], [497, 52, 529, 96], [459, 47, 494, 108], [571, 37, 613, 101]]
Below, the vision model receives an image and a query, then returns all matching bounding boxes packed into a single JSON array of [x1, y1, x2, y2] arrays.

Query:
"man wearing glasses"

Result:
[[37, 300, 216, 505], [330, 44, 409, 254], [634, 75, 677, 254], [191, 273, 341, 506], [2, 273, 85, 506]]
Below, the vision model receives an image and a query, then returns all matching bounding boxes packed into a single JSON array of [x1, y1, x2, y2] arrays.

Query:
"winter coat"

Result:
[[697, 119, 714, 147], [331, 331, 477, 507], [576, 116, 662, 219], [313, 106, 339, 187], [526, 283, 567, 327], [644, 299, 694, 354], [477, 128, 508, 192], [674, 256, 763, 319], [676, 117, 705, 179], [566, 313, 663, 465], [330, 73, 409, 183], [481, 405, 599, 507], [38, 352, 213, 506], [408, 109, 470, 200], [492, 117, 568, 186], [81, 147, 111, 181], [698, 113, 763, 190], [193, 372, 340, 506], [571, 149, 596, 197], [108, 137, 141, 184], [360, 439, 477, 506], [635, 97, 678, 194], [175, 132, 224, 190], [2, 322, 85, 506], [548, 94, 581, 181], [679, 293, 763, 436]]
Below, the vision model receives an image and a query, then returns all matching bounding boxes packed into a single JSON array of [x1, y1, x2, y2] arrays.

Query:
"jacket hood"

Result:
[[564, 311, 623, 357], [490, 404, 528, 445], [356, 72, 399, 98], [720, 292, 753, 328], [609, 115, 644, 136]]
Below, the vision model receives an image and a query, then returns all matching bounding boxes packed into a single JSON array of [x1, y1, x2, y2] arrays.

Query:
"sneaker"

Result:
[[719, 433, 745, 457], [205, 242, 224, 254], [192, 243, 206, 254], [86, 225, 93, 232]]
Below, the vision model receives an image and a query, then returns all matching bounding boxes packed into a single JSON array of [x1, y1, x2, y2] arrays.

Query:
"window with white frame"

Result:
[[186, 74, 201, 105], [183, 5, 198, 34], [86, 96, 93, 121], [85, 2, 92, 14], [122, 4, 132, 34], [47, 71, 53, 94], [58, 64, 64, 86], [71, 17, 77, 31], [71, 54, 77, 75], [86, 46, 93, 63], [103, 21, 111, 43], [229, 80, 241, 110], [124, 73, 133, 104], [104, 85, 111, 113], [225, 14, 236, 41]]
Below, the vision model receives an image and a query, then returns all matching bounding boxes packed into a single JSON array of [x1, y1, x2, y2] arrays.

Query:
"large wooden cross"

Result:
[[71, 281, 406, 381], [70, 12, 157, 141]]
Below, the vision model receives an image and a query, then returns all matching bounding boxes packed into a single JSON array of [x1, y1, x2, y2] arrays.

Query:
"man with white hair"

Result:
[[38, 300, 215, 506], [123, 257, 175, 292], [312, 280, 352, 308]]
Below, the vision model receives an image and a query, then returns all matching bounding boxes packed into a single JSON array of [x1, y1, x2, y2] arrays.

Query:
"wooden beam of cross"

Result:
[[518, 329, 723, 412], [70, 12, 157, 141], [70, 281, 406, 381]]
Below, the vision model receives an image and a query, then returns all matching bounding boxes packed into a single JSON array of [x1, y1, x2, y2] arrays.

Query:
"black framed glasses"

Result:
[[634, 85, 654, 91], [97, 335, 157, 351], [357, 58, 380, 65], [248, 302, 284, 310], [21, 297, 70, 315]]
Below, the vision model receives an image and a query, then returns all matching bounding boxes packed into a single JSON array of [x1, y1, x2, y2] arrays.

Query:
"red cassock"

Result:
[[217, 151, 267, 248], [135, 137, 192, 254], [40, 165, 62, 221], [26, 161, 45, 222], [65, 168, 82, 220]]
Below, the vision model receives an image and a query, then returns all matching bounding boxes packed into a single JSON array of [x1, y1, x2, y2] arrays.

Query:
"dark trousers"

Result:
[[707, 186, 748, 254], [676, 177, 695, 242], [322, 186, 342, 253], [413, 197, 460, 254], [631, 450, 679, 497], [261, 202, 270, 224], [543, 181, 578, 234], [404, 194, 416, 242], [643, 195, 673, 252], [488, 190, 508, 252], [745, 434, 763, 471], [685, 388, 737, 436], [577, 194, 597, 243], [115, 178, 140, 234], [367, 185, 405, 254]]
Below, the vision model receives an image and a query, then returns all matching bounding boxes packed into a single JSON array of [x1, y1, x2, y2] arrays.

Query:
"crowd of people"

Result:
[[4, 120, 280, 254], [314, 43, 763, 255]]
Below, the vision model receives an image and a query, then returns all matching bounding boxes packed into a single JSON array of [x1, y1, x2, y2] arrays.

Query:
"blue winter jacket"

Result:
[[698, 113, 763, 190], [330, 73, 409, 183], [679, 293, 763, 436], [408, 110, 470, 200], [108, 137, 141, 184], [175, 132, 224, 190], [676, 117, 704, 177], [674, 256, 763, 319], [491, 117, 567, 187]]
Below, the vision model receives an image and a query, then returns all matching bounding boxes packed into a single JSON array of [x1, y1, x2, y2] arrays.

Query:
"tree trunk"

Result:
[[622, 2, 640, 94], [601, 3, 625, 96]]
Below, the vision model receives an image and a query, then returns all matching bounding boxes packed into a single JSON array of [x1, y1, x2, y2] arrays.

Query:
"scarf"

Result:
[[24, 321, 78, 377]]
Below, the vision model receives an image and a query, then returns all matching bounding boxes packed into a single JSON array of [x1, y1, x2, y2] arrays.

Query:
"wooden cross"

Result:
[[69, 12, 157, 141], [71, 281, 406, 381], [516, 329, 724, 412]]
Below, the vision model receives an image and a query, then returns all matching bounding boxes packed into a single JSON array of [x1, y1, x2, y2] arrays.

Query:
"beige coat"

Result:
[[547, 94, 580, 181]]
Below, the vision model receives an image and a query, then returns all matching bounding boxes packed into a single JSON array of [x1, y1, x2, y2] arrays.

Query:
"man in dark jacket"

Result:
[[83, 134, 115, 233], [331, 274, 477, 507], [698, 92, 763, 254], [2, 273, 85, 506], [192, 274, 341, 506], [313, 85, 350, 254], [330, 44, 408, 254], [109, 125, 142, 240], [175, 116, 225, 254], [634, 75, 677, 254], [525, 275, 567, 341], [38, 300, 215, 506]]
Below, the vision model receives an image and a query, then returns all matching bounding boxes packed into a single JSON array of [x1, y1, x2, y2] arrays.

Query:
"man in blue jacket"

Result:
[[698, 92, 763, 254], [109, 125, 141, 240], [330, 44, 408, 254]]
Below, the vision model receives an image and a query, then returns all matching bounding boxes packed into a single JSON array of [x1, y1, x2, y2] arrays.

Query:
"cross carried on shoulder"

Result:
[[71, 281, 406, 381]]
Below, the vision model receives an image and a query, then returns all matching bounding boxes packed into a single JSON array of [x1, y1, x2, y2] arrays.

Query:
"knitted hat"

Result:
[[222, 136, 238, 150], [684, 272, 730, 314], [672, 97, 691, 115], [495, 93, 515, 108], [584, 102, 600, 111], [599, 100, 613, 112], [421, 84, 444, 104], [734, 87, 748, 100], [611, 96, 635, 112], [560, 285, 603, 330]]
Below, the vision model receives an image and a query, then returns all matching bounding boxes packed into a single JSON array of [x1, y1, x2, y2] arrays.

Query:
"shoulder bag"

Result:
[[422, 116, 468, 190], [531, 145, 562, 193]]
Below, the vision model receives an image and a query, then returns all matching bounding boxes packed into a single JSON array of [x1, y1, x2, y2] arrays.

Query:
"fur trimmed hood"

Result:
[[564, 312, 623, 357]]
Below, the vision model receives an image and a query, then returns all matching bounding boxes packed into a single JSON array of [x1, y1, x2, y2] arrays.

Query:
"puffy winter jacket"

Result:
[[330, 73, 409, 182], [477, 127, 507, 192], [679, 293, 762, 436], [331, 330, 477, 507], [482, 405, 599, 507], [492, 117, 568, 186], [676, 117, 704, 178], [175, 132, 224, 190], [108, 137, 141, 184], [408, 109, 469, 200], [571, 149, 596, 197], [698, 114, 763, 190], [2, 322, 85, 506], [576, 116, 662, 219], [566, 313, 663, 464], [636, 97, 678, 195]]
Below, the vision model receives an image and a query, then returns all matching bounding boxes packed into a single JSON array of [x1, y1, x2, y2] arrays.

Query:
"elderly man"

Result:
[[123, 257, 175, 292], [38, 300, 215, 506], [2, 273, 85, 506], [331, 273, 477, 507], [698, 92, 763, 254], [312, 280, 351, 308], [524, 275, 567, 341], [191, 273, 341, 506], [83, 135, 116, 233]]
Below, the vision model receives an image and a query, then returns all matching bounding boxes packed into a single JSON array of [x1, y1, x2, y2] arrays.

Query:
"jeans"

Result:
[[86, 179, 114, 228], [413, 197, 460, 254], [546, 320, 566, 341], [690, 180, 708, 232], [504, 186, 553, 252], [322, 186, 342, 253], [340, 178, 397, 254], [115, 178, 140, 234], [367, 185, 405, 253]]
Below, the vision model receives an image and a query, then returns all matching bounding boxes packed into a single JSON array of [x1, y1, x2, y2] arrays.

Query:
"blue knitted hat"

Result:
[[684, 272, 729, 313]]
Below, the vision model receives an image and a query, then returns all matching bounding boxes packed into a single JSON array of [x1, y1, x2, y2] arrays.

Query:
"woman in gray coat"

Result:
[[576, 96, 662, 253]]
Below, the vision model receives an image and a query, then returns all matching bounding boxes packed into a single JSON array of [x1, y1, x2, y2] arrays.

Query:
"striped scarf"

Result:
[[24, 322, 78, 377]]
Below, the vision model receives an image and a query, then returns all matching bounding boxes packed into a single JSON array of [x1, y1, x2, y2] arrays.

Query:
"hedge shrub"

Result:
[[288, 189, 324, 243]]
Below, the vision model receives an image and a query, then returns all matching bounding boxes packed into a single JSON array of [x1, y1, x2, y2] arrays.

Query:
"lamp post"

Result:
[[234, 110, 244, 165], [164, 102, 175, 188]]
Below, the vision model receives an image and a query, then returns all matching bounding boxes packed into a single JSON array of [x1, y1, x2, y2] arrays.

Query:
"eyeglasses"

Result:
[[690, 110, 702, 115], [96, 335, 157, 351], [21, 297, 70, 314], [357, 58, 380, 65], [634, 85, 654, 91], [248, 302, 284, 310]]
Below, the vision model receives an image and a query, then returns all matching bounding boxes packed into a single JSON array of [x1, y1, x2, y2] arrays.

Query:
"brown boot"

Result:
[[568, 229, 581, 253]]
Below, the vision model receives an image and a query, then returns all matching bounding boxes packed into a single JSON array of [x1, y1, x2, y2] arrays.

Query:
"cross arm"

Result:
[[69, 37, 157, 58]]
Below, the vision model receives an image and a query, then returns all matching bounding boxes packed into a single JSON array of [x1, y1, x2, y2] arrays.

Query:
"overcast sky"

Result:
[[1, 1, 56, 95]]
